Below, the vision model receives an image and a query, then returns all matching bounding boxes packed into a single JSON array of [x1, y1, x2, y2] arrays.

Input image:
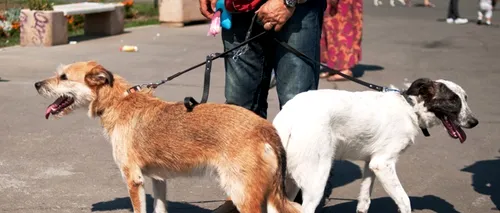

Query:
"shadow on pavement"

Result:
[[0, 78, 9, 82], [92, 194, 212, 213], [91, 161, 362, 213], [323, 195, 460, 213], [462, 155, 500, 211], [312, 160, 363, 211], [352, 64, 384, 78]]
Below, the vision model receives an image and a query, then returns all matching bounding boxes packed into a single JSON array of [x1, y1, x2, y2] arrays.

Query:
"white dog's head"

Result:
[[405, 78, 478, 143]]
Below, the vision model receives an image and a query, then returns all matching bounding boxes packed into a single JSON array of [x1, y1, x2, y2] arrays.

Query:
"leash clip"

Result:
[[382, 87, 400, 93], [127, 85, 143, 94]]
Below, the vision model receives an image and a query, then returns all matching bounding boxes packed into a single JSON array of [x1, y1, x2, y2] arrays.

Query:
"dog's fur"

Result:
[[374, 0, 406, 7], [35, 61, 301, 213], [272, 78, 478, 213]]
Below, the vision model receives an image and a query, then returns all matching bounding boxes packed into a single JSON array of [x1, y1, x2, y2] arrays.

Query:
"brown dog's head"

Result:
[[34, 61, 114, 119], [405, 78, 478, 143]]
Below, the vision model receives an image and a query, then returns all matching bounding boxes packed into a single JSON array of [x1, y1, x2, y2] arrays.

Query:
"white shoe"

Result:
[[454, 18, 468, 24], [446, 18, 454, 24]]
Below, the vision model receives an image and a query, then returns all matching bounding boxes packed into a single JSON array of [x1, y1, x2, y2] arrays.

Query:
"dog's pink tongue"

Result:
[[443, 117, 467, 143], [45, 104, 57, 119]]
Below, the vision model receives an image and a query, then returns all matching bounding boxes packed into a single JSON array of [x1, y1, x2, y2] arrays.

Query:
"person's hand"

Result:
[[256, 0, 295, 31], [199, 0, 218, 19]]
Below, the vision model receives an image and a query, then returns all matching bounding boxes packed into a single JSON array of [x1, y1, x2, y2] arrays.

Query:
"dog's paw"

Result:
[[356, 198, 371, 213]]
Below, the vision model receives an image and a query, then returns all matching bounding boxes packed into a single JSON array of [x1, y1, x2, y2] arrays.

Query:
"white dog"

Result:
[[375, 0, 406, 7], [273, 78, 478, 213]]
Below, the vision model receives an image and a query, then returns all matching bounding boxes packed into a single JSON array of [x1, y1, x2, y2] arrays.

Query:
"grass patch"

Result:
[[133, 2, 159, 17], [126, 18, 159, 28], [0, 35, 19, 48]]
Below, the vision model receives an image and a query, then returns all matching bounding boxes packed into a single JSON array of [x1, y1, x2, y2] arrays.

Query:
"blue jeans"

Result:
[[222, 0, 325, 119]]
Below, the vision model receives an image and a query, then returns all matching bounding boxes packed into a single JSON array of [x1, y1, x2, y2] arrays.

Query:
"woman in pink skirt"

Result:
[[319, 0, 363, 81]]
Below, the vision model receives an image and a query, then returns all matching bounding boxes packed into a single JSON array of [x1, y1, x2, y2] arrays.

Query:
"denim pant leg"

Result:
[[274, 0, 325, 108], [222, 14, 273, 119]]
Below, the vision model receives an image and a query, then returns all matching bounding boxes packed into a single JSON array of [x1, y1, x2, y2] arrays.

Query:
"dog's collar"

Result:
[[385, 88, 431, 137]]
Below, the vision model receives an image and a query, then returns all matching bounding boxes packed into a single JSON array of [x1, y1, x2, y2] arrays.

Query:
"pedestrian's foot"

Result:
[[454, 18, 468, 24], [327, 69, 353, 81], [486, 20, 492, 25], [213, 200, 239, 213], [320, 72, 331, 78], [446, 18, 454, 24], [424, 2, 435, 7], [477, 20, 482, 25]]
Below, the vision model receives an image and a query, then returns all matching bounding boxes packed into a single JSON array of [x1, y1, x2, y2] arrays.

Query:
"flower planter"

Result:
[[158, 0, 208, 27], [19, 9, 68, 47]]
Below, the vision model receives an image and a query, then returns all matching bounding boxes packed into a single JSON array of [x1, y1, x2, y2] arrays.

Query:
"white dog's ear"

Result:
[[85, 63, 114, 87]]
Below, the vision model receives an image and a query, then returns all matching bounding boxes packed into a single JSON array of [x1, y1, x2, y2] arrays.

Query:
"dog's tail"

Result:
[[263, 126, 300, 213]]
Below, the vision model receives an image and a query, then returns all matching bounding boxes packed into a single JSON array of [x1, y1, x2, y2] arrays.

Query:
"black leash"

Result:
[[274, 39, 388, 92], [273, 38, 430, 137], [126, 28, 430, 136], [126, 31, 268, 111]]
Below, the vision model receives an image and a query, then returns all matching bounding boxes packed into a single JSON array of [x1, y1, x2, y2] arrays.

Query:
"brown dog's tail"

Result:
[[263, 126, 301, 213]]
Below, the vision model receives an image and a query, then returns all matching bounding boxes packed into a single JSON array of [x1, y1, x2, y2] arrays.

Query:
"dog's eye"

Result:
[[60, 74, 68, 80]]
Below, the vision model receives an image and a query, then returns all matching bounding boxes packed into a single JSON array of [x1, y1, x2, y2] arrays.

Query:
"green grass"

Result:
[[125, 18, 159, 28], [133, 2, 159, 17], [0, 35, 19, 48]]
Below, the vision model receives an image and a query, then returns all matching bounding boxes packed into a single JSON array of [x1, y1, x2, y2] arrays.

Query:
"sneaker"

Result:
[[477, 20, 482, 25], [486, 21, 492, 25], [446, 18, 454, 24], [454, 18, 469, 24]]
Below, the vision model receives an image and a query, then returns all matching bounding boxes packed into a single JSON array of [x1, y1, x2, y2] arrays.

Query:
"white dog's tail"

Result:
[[273, 112, 293, 149]]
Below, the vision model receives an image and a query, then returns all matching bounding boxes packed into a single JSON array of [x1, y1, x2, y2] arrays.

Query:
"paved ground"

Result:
[[1, 0, 500, 212]]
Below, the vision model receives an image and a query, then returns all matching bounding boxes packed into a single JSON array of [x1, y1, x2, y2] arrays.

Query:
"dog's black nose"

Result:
[[467, 117, 479, 128], [34, 81, 43, 90]]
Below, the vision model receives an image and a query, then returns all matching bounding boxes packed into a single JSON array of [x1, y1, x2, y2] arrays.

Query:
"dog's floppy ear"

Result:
[[85, 63, 114, 87], [406, 78, 436, 101]]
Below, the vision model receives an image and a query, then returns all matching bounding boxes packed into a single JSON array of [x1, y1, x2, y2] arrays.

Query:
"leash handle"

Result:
[[201, 53, 218, 103]]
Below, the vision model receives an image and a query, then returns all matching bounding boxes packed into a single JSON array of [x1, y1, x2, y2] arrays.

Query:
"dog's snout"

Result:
[[467, 118, 479, 128], [467, 117, 479, 129], [34, 81, 44, 90]]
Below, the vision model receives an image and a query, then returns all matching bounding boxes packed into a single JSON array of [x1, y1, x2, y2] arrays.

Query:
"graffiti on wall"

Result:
[[31, 11, 49, 45]]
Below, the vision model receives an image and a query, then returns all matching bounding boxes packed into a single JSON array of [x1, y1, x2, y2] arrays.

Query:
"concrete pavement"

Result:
[[1, 0, 500, 212]]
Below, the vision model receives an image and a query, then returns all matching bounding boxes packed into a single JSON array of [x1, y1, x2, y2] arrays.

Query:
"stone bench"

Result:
[[20, 2, 125, 47]]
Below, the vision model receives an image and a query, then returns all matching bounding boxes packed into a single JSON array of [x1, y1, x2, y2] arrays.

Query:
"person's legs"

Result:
[[274, 0, 325, 109], [222, 13, 273, 119], [447, 0, 468, 24], [447, 0, 458, 19], [483, 3, 493, 24], [478, 9, 485, 24]]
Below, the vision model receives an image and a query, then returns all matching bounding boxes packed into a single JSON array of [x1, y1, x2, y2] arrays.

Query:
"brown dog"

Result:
[[34, 61, 300, 213]]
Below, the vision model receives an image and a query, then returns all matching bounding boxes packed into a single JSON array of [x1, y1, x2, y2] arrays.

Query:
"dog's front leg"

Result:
[[369, 159, 411, 213], [123, 165, 147, 213], [152, 179, 168, 213], [356, 161, 376, 213]]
